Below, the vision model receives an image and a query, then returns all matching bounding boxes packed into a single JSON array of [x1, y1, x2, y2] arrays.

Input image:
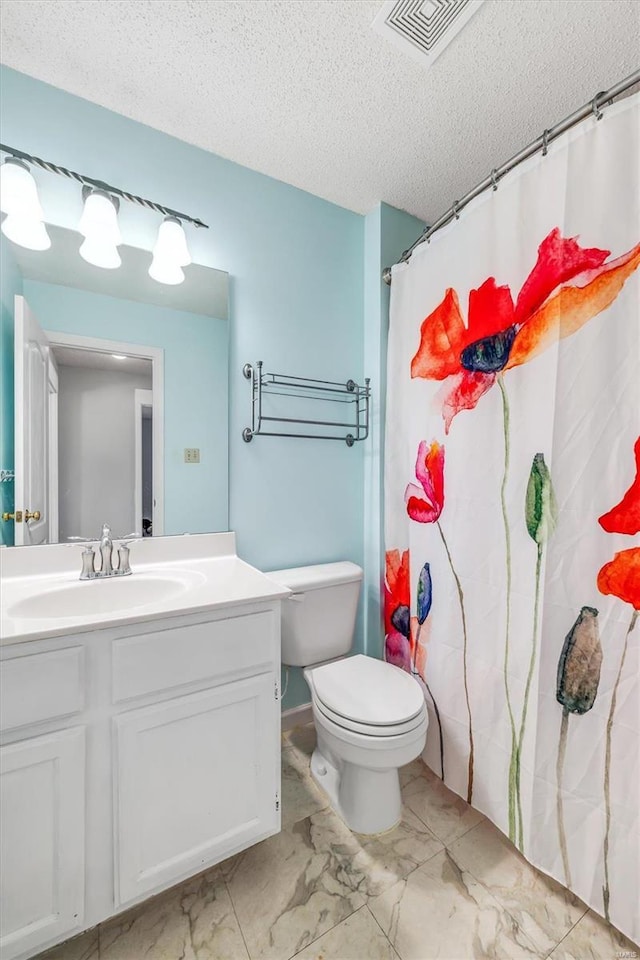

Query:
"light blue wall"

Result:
[[0, 66, 365, 709], [22, 279, 229, 536], [0, 242, 22, 545], [363, 203, 424, 658]]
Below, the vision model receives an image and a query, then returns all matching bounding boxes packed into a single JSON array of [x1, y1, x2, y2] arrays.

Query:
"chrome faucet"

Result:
[[79, 523, 134, 580], [99, 522, 114, 575]]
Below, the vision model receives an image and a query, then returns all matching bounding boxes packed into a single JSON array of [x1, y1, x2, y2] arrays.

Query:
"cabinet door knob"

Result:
[[1, 511, 22, 522], [25, 510, 41, 522]]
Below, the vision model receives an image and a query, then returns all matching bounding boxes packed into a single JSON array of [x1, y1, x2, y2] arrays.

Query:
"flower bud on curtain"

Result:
[[556, 606, 602, 715], [417, 562, 433, 625], [525, 453, 557, 545]]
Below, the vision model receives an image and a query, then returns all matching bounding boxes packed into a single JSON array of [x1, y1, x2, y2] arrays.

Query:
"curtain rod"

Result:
[[0, 142, 209, 229], [382, 69, 640, 285]]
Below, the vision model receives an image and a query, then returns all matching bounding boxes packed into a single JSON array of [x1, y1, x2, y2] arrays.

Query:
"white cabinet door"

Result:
[[0, 728, 85, 960], [114, 673, 279, 906]]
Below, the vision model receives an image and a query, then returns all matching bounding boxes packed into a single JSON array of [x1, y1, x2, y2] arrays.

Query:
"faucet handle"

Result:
[[112, 533, 138, 576], [80, 546, 96, 579], [117, 543, 132, 575], [114, 532, 140, 553]]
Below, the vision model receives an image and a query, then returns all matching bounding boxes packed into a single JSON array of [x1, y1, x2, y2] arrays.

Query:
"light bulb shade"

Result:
[[79, 237, 122, 269], [148, 256, 185, 285], [0, 159, 44, 219], [79, 190, 122, 246], [1, 213, 51, 251], [152, 217, 191, 267]]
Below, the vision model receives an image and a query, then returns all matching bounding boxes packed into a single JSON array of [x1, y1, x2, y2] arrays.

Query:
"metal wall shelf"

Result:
[[242, 362, 370, 446]]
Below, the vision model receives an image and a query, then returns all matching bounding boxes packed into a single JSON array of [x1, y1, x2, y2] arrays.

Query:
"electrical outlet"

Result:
[[184, 448, 200, 463]]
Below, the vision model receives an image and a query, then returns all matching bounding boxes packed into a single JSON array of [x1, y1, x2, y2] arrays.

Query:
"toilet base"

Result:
[[311, 744, 402, 835], [307, 696, 428, 836]]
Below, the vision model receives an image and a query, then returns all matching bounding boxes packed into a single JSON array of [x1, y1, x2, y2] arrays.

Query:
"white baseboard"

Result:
[[281, 702, 313, 731]]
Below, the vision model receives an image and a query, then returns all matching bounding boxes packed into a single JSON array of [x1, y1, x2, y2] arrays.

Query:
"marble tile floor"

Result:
[[35, 723, 639, 960]]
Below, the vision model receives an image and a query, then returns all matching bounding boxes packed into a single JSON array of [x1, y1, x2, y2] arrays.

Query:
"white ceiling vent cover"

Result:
[[372, 0, 485, 67]]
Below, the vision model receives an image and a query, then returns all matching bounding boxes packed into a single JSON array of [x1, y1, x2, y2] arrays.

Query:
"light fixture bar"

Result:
[[0, 143, 209, 230]]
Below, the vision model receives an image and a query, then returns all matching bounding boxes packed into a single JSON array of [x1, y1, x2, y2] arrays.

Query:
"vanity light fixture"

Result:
[[0, 142, 208, 280], [0, 157, 51, 251], [79, 187, 122, 269], [148, 216, 192, 285]]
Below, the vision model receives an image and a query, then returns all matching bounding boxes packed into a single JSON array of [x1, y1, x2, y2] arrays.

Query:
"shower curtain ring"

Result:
[[490, 168, 500, 191], [542, 129, 550, 156], [452, 200, 460, 220], [592, 91, 605, 121]]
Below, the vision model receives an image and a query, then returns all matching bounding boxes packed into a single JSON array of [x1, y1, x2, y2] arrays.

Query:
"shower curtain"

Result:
[[384, 94, 639, 942]]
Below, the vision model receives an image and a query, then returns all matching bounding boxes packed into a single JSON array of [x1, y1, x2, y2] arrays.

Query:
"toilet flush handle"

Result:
[[288, 593, 305, 602]]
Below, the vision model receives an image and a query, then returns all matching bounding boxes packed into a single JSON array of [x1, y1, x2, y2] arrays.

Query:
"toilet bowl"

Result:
[[304, 654, 428, 834], [268, 562, 428, 836]]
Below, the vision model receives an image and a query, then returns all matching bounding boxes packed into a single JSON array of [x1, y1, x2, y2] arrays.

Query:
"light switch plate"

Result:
[[184, 448, 200, 463]]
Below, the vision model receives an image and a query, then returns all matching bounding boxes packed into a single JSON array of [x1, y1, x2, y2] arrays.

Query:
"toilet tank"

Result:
[[267, 562, 363, 667]]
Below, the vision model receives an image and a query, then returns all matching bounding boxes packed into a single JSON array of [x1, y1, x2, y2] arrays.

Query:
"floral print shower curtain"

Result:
[[384, 94, 639, 942]]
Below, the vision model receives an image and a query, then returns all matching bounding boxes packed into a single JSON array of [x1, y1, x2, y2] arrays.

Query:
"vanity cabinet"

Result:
[[0, 728, 85, 959], [114, 672, 279, 905], [0, 599, 283, 960]]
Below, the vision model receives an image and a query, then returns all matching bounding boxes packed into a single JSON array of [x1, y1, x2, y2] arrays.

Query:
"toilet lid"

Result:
[[309, 654, 425, 726]]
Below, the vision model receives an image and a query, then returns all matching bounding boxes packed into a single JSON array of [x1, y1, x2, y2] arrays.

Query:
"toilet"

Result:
[[268, 561, 428, 835]]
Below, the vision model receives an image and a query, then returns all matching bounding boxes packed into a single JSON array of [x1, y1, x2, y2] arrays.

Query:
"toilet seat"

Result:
[[305, 654, 426, 737], [313, 694, 427, 737]]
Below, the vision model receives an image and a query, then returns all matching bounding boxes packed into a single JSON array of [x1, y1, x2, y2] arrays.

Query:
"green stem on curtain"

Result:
[[556, 706, 572, 888], [436, 520, 474, 803], [498, 374, 518, 841], [602, 607, 638, 922], [413, 619, 422, 677], [515, 542, 544, 853], [414, 621, 445, 781], [411, 615, 417, 676]]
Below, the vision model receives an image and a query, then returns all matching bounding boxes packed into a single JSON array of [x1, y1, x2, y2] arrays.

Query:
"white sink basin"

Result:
[[1, 533, 292, 645], [7, 572, 205, 620]]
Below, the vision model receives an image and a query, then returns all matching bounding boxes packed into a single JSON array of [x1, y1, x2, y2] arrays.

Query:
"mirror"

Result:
[[0, 223, 229, 546]]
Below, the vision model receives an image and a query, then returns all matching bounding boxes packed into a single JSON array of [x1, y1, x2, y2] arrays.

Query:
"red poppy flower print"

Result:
[[597, 549, 640, 610], [384, 549, 412, 671], [597, 436, 640, 609], [411, 229, 640, 430], [405, 440, 445, 523], [599, 436, 640, 536]]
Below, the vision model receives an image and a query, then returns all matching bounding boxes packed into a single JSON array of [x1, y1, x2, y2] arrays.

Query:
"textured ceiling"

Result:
[[1, 0, 638, 222]]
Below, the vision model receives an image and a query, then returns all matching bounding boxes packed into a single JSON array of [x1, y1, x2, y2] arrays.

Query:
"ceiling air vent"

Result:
[[372, 0, 485, 67]]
